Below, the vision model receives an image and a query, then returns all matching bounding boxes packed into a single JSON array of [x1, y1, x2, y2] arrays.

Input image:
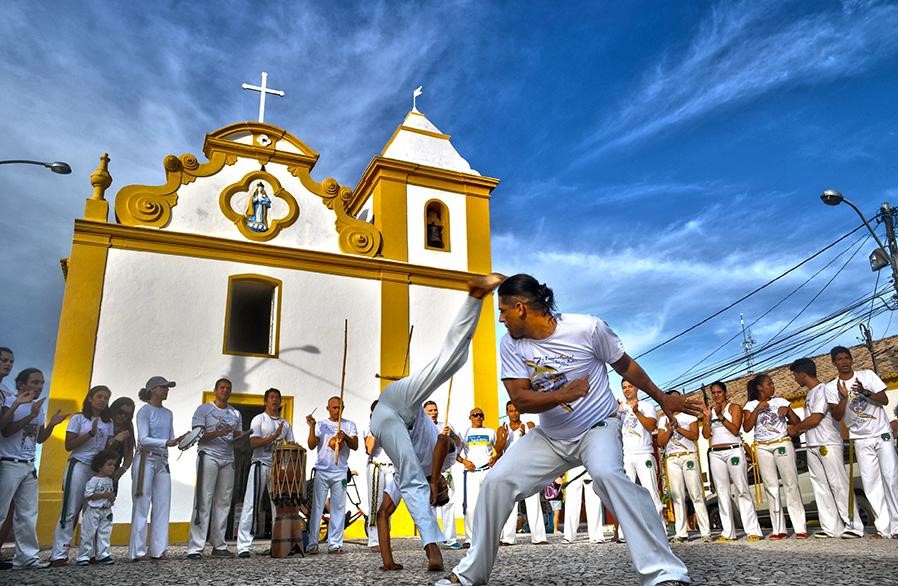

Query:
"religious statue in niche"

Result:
[[245, 181, 272, 232], [426, 203, 445, 248]]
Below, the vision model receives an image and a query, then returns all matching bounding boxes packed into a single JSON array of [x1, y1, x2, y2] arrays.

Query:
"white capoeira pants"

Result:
[[366, 461, 394, 546], [623, 452, 664, 515], [370, 295, 483, 549], [129, 452, 171, 559], [755, 440, 806, 535], [0, 460, 42, 567], [501, 491, 547, 544], [187, 452, 235, 554], [76, 506, 112, 562], [806, 443, 863, 537], [433, 471, 458, 544], [50, 458, 92, 560], [308, 469, 349, 551], [463, 468, 489, 545], [452, 418, 689, 586], [708, 446, 761, 539], [562, 466, 604, 543], [666, 453, 710, 538], [236, 461, 274, 554], [854, 434, 898, 537]]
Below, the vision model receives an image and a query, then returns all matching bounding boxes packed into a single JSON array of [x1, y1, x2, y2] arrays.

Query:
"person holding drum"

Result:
[[306, 396, 358, 555], [369, 272, 505, 573], [236, 387, 294, 558], [186, 378, 245, 559]]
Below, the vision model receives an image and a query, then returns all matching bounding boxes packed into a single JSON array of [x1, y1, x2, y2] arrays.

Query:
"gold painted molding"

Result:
[[219, 170, 299, 242]]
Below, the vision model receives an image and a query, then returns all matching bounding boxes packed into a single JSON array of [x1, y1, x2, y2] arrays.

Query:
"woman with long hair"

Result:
[[106, 397, 136, 488], [743, 373, 806, 539], [701, 381, 762, 542], [49, 384, 113, 565]]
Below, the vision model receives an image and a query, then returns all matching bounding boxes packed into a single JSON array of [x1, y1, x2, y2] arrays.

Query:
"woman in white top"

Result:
[[701, 381, 762, 542], [129, 376, 181, 561], [50, 384, 117, 565], [743, 374, 806, 540]]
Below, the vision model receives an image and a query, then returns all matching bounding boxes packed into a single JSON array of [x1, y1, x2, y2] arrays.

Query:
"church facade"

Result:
[[38, 107, 500, 544]]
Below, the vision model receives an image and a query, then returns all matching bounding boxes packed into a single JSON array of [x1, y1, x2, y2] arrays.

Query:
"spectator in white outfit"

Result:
[[364, 399, 393, 552], [424, 400, 462, 549], [497, 401, 548, 545], [561, 466, 604, 543], [459, 408, 497, 547], [76, 450, 118, 565], [620, 380, 663, 516]]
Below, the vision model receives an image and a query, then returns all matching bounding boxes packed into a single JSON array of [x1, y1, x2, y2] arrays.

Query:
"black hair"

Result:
[[709, 380, 727, 394], [422, 400, 437, 408], [789, 358, 817, 378], [108, 397, 135, 454], [829, 346, 852, 361], [0, 347, 12, 355], [264, 388, 281, 402], [214, 378, 232, 389], [82, 385, 112, 421], [666, 389, 681, 395], [506, 400, 515, 408], [496, 274, 557, 315], [370, 399, 379, 412], [138, 387, 150, 402], [746, 374, 770, 402], [14, 368, 42, 389], [90, 449, 119, 473]]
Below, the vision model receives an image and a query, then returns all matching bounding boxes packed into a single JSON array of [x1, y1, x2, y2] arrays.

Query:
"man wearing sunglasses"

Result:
[[458, 408, 497, 549]]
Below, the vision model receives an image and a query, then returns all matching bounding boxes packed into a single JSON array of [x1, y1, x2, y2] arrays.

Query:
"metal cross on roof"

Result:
[[241, 71, 285, 123]]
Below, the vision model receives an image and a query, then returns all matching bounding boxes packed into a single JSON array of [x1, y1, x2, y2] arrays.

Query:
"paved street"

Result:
[[4, 534, 898, 586]]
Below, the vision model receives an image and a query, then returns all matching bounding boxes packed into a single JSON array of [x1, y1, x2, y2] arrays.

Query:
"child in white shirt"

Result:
[[76, 450, 117, 565]]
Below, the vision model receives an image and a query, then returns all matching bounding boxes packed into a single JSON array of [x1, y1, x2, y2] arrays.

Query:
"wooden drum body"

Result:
[[269, 442, 307, 558]]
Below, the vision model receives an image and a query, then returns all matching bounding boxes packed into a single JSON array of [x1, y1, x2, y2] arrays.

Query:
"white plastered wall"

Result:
[[407, 184, 468, 272]]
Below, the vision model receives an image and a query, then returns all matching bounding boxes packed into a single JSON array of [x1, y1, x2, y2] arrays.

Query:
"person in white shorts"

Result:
[[424, 400, 462, 549], [561, 466, 604, 543], [743, 373, 807, 540], [364, 399, 394, 552], [786, 358, 863, 539], [620, 381, 663, 516], [658, 390, 710, 543], [700, 380, 762, 542], [496, 401, 547, 545], [459, 408, 497, 547], [827, 345, 898, 538], [236, 387, 294, 557], [439, 273, 698, 586]]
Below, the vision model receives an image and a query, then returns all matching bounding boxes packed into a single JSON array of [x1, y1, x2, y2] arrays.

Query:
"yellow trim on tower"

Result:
[[472, 292, 500, 427], [222, 274, 284, 358], [373, 176, 409, 262], [465, 194, 492, 274], [379, 278, 410, 389]]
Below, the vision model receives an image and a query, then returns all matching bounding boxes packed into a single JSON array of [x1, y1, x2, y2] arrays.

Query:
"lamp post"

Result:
[[820, 188, 898, 300], [0, 159, 72, 174]]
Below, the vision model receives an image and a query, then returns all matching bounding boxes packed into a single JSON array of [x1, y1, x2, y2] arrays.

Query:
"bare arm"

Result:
[[494, 425, 508, 459], [742, 402, 767, 433], [611, 353, 703, 421], [306, 417, 318, 450], [657, 419, 671, 447], [678, 419, 700, 442], [344, 434, 359, 451], [503, 377, 588, 414], [724, 404, 743, 436], [365, 434, 377, 455], [789, 412, 824, 436]]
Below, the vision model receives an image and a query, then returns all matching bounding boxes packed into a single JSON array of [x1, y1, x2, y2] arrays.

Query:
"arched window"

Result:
[[223, 274, 282, 357], [424, 200, 450, 251]]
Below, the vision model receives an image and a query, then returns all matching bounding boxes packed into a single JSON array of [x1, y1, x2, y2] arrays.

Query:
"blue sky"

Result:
[[2, 0, 898, 397]]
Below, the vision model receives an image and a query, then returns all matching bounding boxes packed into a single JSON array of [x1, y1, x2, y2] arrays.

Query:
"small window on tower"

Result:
[[424, 200, 450, 251], [223, 275, 281, 357]]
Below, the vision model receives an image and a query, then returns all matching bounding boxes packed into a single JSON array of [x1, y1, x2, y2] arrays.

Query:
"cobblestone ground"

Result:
[[3, 533, 898, 586]]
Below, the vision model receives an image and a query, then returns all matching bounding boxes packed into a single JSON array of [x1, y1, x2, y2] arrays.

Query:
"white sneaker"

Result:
[[13, 558, 50, 570], [434, 574, 467, 586]]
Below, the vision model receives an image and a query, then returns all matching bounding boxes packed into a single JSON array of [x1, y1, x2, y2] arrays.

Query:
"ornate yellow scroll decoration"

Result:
[[219, 170, 299, 242]]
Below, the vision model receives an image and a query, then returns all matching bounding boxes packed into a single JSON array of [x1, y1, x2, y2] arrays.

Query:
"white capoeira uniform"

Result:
[[308, 417, 358, 552], [76, 475, 114, 563], [803, 382, 863, 537], [50, 413, 113, 561], [500, 423, 548, 544], [562, 465, 604, 543], [129, 403, 174, 560], [743, 397, 806, 536], [433, 420, 459, 545], [364, 424, 394, 547], [828, 370, 898, 537], [0, 394, 46, 568], [236, 412, 294, 555], [461, 425, 496, 546], [621, 401, 663, 515], [452, 313, 689, 586], [370, 295, 484, 549], [661, 413, 710, 539], [707, 404, 761, 540], [187, 402, 242, 555]]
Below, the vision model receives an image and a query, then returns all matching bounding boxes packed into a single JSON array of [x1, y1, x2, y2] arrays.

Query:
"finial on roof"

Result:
[[412, 85, 423, 113], [84, 153, 111, 222]]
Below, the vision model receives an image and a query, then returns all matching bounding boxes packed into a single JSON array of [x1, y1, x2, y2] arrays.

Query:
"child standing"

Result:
[[76, 450, 118, 566]]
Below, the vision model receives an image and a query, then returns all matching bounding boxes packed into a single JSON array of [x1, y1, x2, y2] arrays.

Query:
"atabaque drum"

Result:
[[269, 442, 307, 558]]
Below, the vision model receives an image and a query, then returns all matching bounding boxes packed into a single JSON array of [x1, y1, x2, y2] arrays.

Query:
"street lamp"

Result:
[[0, 159, 72, 174]]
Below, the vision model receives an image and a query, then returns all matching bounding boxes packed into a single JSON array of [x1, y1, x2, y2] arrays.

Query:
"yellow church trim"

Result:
[[218, 170, 300, 242], [222, 274, 284, 358], [465, 194, 492, 274], [37, 229, 111, 544]]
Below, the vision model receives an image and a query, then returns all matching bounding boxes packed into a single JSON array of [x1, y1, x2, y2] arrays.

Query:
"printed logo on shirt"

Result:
[[20, 421, 39, 450], [466, 434, 492, 447], [847, 393, 875, 420], [524, 360, 569, 393], [623, 411, 641, 435], [757, 408, 782, 435]]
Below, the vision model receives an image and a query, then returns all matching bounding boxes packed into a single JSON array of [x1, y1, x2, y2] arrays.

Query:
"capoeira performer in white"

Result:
[[786, 358, 863, 538], [658, 391, 711, 542], [439, 273, 698, 586], [561, 466, 604, 543], [424, 400, 462, 549], [236, 388, 294, 557], [700, 381, 762, 542], [497, 401, 548, 545], [187, 378, 244, 559], [743, 373, 807, 540], [364, 399, 394, 552], [459, 408, 497, 547], [370, 272, 504, 572], [620, 381, 663, 516], [827, 345, 898, 538]]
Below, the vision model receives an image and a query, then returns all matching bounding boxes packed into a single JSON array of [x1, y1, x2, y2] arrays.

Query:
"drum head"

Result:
[[178, 426, 205, 451]]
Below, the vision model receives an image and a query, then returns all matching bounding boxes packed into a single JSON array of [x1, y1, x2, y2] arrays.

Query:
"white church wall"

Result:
[[406, 184, 469, 272], [92, 248, 382, 524]]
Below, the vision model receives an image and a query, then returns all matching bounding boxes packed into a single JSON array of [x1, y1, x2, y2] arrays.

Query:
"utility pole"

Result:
[[740, 313, 756, 375], [881, 201, 898, 300], [859, 323, 879, 374]]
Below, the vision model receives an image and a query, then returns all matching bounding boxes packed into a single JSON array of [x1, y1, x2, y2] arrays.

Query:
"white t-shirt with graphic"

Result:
[[661, 413, 698, 455], [462, 426, 496, 469], [192, 402, 242, 462], [621, 401, 656, 455], [83, 475, 115, 508], [249, 412, 294, 465], [67, 414, 114, 464], [743, 397, 790, 442], [500, 313, 625, 441], [804, 383, 843, 447], [0, 395, 45, 460], [313, 418, 357, 476], [826, 370, 890, 439]]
